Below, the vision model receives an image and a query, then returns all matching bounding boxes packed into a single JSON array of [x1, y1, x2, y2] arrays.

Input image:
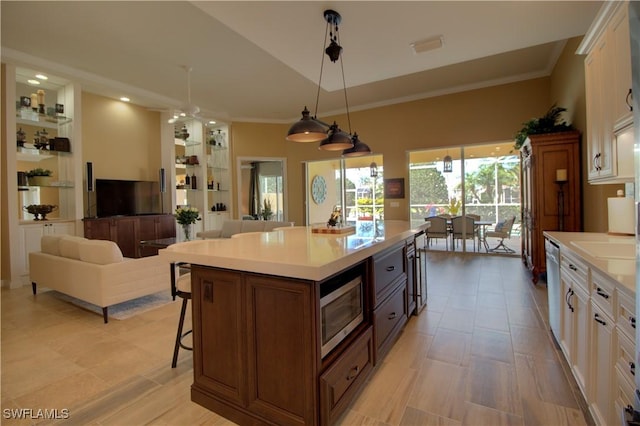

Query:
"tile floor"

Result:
[[1, 252, 589, 425]]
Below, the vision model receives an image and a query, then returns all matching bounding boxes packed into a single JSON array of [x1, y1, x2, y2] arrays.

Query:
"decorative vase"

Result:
[[182, 223, 193, 241]]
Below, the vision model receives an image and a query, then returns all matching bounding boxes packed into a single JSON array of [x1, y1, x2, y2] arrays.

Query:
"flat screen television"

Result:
[[95, 179, 161, 217]]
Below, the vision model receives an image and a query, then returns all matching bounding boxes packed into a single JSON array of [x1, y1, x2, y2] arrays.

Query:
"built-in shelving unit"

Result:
[[3, 64, 83, 287]]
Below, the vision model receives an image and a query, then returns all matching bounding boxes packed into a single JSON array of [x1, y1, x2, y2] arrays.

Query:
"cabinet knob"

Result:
[[569, 264, 577, 271], [630, 361, 635, 376], [388, 312, 397, 320], [630, 317, 636, 329], [385, 266, 395, 272]]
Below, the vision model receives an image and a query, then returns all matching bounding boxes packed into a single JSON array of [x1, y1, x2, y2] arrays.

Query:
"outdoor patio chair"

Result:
[[425, 216, 449, 250], [486, 216, 516, 253]]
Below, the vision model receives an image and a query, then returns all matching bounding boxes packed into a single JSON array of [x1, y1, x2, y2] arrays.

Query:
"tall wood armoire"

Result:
[[520, 131, 582, 283]]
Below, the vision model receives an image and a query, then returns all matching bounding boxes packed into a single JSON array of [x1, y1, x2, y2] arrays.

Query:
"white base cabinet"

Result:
[[552, 237, 636, 426], [18, 221, 75, 276]]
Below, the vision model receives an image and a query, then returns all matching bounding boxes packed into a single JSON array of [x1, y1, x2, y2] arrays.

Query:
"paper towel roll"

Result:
[[608, 196, 635, 235]]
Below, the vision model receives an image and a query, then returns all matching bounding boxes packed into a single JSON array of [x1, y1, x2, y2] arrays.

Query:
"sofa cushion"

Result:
[[41, 235, 63, 256], [58, 236, 88, 260], [241, 221, 266, 233], [79, 239, 124, 265], [220, 220, 243, 238]]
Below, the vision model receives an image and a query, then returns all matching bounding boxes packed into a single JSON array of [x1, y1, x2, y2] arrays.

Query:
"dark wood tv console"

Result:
[[83, 214, 176, 258]]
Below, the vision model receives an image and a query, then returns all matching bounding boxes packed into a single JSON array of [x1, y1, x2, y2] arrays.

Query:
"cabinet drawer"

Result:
[[373, 244, 405, 304], [560, 251, 588, 292], [617, 289, 636, 341], [590, 270, 615, 316], [615, 364, 636, 415], [320, 327, 373, 425], [374, 279, 407, 360], [615, 328, 636, 385]]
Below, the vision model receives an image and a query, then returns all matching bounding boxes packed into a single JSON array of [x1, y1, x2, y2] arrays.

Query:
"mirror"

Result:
[[236, 157, 287, 221]]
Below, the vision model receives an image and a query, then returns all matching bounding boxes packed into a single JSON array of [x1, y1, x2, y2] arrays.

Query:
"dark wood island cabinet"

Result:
[[159, 222, 429, 425]]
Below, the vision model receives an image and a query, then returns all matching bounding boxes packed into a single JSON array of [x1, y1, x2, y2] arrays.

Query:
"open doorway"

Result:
[[236, 157, 287, 221]]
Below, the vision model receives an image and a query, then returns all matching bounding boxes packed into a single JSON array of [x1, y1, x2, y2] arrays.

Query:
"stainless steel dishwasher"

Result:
[[545, 238, 561, 340]]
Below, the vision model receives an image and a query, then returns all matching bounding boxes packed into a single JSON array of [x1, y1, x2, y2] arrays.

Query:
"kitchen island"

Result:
[[159, 220, 429, 426]]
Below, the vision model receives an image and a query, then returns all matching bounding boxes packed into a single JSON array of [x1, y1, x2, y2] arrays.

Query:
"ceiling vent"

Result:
[[411, 35, 444, 54]]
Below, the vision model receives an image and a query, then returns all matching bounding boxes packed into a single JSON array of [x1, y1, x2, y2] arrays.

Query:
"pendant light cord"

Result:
[[337, 31, 352, 134], [313, 22, 330, 118]]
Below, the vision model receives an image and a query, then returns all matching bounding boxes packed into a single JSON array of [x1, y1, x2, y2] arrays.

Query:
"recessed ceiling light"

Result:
[[35, 74, 48, 80], [27, 79, 40, 85], [120, 97, 130, 102], [209, 120, 216, 125], [410, 35, 444, 54]]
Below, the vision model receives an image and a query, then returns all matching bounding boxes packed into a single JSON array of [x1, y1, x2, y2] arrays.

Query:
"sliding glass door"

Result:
[[409, 142, 520, 253]]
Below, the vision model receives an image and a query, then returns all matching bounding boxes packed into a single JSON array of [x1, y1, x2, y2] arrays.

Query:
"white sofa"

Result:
[[29, 235, 170, 323], [196, 219, 294, 239]]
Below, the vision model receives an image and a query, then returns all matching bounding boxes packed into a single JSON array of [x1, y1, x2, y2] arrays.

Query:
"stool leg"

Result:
[[172, 297, 188, 368]]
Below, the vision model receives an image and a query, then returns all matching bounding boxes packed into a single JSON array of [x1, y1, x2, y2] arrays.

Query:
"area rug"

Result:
[[48, 290, 175, 320]]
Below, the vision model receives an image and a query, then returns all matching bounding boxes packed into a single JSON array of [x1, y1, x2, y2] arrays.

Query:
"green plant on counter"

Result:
[[26, 168, 52, 177], [514, 104, 574, 150]]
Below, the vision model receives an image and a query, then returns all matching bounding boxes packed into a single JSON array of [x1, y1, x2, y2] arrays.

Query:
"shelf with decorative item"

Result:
[[16, 115, 72, 129], [174, 137, 201, 147], [17, 147, 71, 161], [20, 181, 75, 189]]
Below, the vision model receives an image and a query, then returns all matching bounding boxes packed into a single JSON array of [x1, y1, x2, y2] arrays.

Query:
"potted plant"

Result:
[[260, 198, 273, 221], [26, 168, 53, 186], [513, 104, 574, 150], [174, 206, 201, 241]]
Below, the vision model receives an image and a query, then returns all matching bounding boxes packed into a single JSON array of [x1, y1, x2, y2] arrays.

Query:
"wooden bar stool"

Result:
[[171, 263, 192, 368]]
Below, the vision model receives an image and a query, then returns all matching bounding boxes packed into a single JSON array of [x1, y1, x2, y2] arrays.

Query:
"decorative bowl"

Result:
[[23, 204, 57, 220]]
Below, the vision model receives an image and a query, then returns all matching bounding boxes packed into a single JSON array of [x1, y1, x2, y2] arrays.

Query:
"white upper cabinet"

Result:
[[579, 1, 634, 184]]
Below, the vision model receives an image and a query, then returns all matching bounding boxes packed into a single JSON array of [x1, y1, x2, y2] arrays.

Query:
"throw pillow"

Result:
[[79, 240, 124, 265], [59, 235, 89, 260], [41, 235, 63, 256]]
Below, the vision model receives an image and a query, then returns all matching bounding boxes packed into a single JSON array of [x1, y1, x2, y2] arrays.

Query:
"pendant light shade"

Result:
[[286, 107, 328, 142], [342, 133, 371, 157], [319, 122, 353, 151]]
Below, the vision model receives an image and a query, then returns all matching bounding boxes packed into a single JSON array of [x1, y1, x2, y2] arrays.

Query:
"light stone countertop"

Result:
[[160, 220, 430, 281], [543, 231, 636, 295]]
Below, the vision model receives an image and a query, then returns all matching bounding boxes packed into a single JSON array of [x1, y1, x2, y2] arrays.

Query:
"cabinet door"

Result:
[[610, 4, 633, 128], [113, 217, 137, 258], [585, 41, 616, 180], [590, 302, 614, 426], [245, 274, 317, 425], [572, 285, 590, 397], [50, 221, 75, 236], [19, 224, 45, 276], [559, 275, 574, 361], [156, 214, 176, 239], [84, 218, 112, 240], [191, 268, 246, 406]]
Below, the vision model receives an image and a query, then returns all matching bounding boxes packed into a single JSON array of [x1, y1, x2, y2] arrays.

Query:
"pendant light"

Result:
[[443, 151, 453, 173], [370, 162, 378, 178], [287, 9, 369, 155]]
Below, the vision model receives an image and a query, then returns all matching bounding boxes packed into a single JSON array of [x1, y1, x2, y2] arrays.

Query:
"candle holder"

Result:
[[555, 180, 567, 231]]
